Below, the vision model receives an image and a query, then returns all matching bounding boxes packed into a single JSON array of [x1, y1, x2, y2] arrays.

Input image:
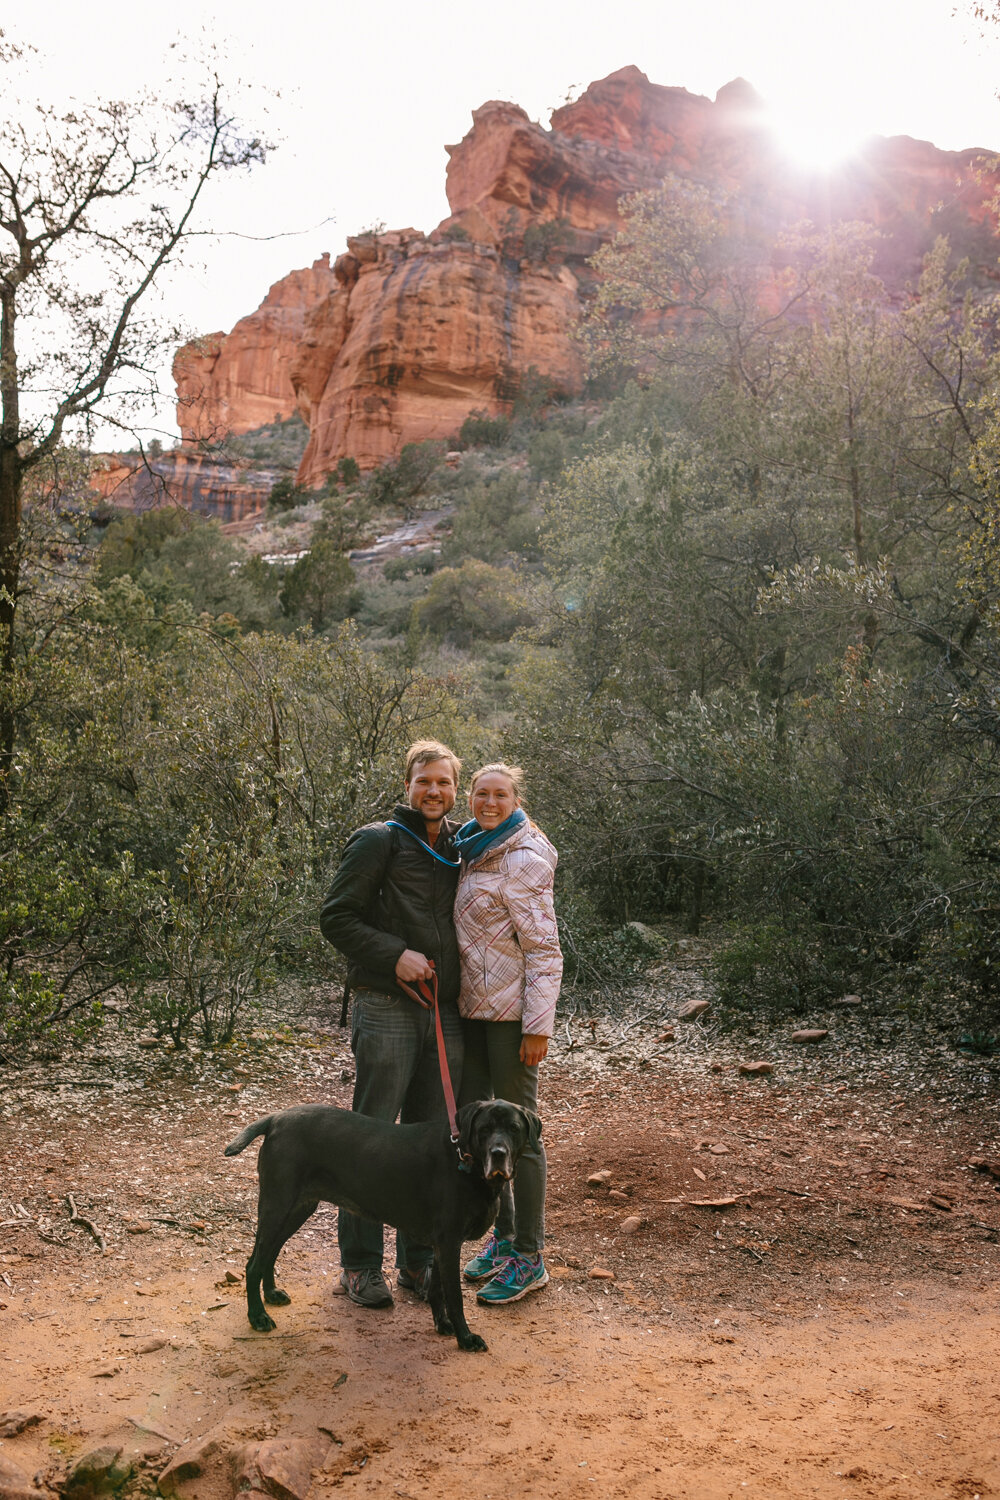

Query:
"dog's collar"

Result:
[[452, 1136, 475, 1174]]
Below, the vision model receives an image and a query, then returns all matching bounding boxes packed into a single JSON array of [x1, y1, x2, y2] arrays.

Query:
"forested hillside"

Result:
[[6, 180, 1000, 1056]]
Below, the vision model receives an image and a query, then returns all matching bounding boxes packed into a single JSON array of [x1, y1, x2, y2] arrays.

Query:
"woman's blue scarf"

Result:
[[452, 807, 527, 863]]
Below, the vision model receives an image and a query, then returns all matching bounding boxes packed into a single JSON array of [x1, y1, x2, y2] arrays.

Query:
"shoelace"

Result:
[[498, 1255, 539, 1285]]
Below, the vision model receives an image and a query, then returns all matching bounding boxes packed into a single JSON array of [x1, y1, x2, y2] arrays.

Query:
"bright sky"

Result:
[[8, 0, 1000, 440]]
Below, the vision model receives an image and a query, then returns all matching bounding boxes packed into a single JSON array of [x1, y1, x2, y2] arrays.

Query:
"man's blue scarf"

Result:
[[452, 807, 527, 863]]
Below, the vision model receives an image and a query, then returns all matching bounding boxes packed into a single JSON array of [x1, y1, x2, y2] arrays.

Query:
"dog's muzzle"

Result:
[[486, 1144, 514, 1181]]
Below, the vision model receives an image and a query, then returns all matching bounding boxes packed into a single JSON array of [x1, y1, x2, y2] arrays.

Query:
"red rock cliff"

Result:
[[92, 451, 277, 523], [174, 256, 338, 443], [176, 67, 999, 482], [292, 230, 583, 481]]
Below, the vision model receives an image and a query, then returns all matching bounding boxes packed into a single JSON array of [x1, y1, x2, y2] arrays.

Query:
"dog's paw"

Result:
[[249, 1311, 277, 1332], [433, 1316, 455, 1337], [264, 1288, 291, 1306], [458, 1332, 489, 1353]]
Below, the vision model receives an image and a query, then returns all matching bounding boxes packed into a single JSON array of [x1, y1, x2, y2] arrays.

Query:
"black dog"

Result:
[[224, 1098, 540, 1353]]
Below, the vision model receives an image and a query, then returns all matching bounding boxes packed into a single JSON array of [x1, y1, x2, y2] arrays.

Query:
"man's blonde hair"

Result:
[[404, 740, 461, 784]]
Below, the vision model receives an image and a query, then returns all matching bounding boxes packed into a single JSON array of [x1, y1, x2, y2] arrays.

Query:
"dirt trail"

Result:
[[2, 1256, 997, 1499], [1, 993, 998, 1499]]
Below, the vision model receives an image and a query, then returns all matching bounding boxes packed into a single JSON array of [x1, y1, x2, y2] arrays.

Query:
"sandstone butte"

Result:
[[173, 65, 1000, 489]]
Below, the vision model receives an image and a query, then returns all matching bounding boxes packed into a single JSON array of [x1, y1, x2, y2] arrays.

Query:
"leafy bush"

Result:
[[917, 914, 1000, 1032], [458, 410, 511, 449], [364, 442, 446, 509], [711, 919, 853, 1019], [97, 506, 197, 582], [443, 472, 539, 564], [269, 476, 308, 513], [314, 493, 371, 554], [411, 560, 531, 647], [0, 596, 479, 1052], [279, 541, 361, 631], [521, 218, 570, 263], [121, 825, 298, 1046], [383, 550, 438, 581], [334, 456, 361, 486], [555, 889, 658, 999]]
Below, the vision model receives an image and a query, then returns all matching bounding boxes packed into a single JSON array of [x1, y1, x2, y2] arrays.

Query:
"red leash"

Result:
[[395, 964, 460, 1142]]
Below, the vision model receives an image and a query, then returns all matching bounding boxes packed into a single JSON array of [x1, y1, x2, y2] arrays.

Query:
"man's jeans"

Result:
[[459, 1018, 546, 1258], [338, 987, 464, 1272]]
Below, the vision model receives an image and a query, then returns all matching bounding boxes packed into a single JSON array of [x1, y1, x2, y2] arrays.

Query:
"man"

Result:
[[320, 740, 464, 1308]]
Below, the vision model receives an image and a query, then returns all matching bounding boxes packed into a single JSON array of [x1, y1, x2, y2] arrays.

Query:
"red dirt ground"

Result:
[[1, 1003, 998, 1499]]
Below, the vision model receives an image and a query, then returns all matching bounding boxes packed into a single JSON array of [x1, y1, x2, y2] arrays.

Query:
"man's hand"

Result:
[[396, 949, 434, 983], [520, 1033, 549, 1066]]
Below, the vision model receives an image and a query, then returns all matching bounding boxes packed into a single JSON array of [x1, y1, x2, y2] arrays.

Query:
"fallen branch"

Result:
[[232, 1331, 304, 1341], [65, 1193, 107, 1251], [12, 1079, 116, 1089], [125, 1415, 181, 1444], [736, 1243, 766, 1264]]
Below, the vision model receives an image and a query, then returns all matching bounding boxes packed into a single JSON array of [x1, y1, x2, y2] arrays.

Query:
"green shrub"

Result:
[[555, 889, 657, 999], [711, 919, 853, 1019], [96, 506, 197, 582], [121, 825, 296, 1046], [528, 428, 570, 482], [269, 476, 308, 513], [364, 442, 446, 508], [917, 915, 1000, 1032], [444, 472, 539, 564], [411, 560, 531, 647], [458, 410, 511, 449], [383, 550, 438, 581], [280, 541, 361, 631]]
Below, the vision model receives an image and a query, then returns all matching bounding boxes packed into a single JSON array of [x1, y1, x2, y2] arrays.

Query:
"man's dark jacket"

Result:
[[320, 803, 462, 1004]]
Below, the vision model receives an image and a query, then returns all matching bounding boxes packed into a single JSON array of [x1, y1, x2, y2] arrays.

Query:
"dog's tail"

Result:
[[224, 1116, 273, 1157]]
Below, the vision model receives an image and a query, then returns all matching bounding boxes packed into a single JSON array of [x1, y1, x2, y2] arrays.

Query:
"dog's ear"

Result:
[[456, 1100, 487, 1154], [523, 1108, 542, 1150]]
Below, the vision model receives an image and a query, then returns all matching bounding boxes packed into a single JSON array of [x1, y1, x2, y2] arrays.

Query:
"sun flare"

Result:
[[766, 108, 868, 171]]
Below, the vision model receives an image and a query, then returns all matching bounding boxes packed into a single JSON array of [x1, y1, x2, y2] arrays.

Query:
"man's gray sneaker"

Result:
[[340, 1268, 393, 1308]]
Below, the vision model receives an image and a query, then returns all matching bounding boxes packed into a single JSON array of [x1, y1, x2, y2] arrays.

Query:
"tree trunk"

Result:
[[0, 284, 22, 811], [847, 414, 878, 658], [687, 857, 706, 935]]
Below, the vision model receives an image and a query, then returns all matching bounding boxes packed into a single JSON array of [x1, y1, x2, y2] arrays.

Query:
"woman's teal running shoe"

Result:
[[476, 1252, 549, 1304], [463, 1231, 514, 1282]]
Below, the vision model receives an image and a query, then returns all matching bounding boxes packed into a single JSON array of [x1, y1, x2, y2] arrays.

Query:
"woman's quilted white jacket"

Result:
[[454, 820, 563, 1037]]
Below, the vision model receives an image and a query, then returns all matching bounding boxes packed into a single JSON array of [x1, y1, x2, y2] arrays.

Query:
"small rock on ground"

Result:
[[0, 1414, 42, 1439], [63, 1445, 133, 1499], [0, 1455, 49, 1500]]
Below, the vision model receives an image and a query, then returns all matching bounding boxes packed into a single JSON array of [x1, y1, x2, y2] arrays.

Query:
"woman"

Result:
[[452, 763, 563, 1304]]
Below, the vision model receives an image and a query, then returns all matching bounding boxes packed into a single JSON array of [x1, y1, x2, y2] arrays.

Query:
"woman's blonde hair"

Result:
[[468, 762, 526, 803]]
